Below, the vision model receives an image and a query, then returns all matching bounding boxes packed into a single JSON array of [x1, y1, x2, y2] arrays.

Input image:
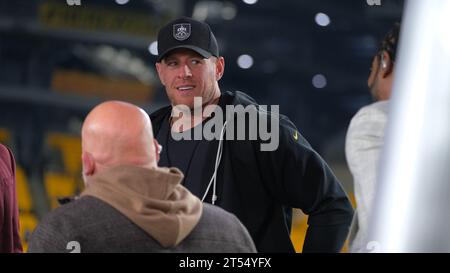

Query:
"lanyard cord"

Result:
[[201, 121, 227, 205]]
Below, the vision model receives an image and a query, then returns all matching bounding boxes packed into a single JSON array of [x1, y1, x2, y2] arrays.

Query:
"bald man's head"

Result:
[[81, 101, 158, 179]]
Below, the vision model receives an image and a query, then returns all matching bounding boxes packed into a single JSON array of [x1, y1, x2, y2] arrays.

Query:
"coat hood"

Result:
[[81, 165, 202, 248]]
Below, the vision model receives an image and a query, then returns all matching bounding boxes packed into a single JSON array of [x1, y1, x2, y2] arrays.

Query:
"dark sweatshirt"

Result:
[[150, 91, 354, 252]]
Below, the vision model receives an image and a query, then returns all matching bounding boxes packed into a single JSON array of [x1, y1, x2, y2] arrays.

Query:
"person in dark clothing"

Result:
[[152, 17, 354, 252]]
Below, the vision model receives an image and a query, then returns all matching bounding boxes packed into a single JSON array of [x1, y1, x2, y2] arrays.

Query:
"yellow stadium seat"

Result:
[[16, 166, 34, 212], [290, 209, 308, 253], [0, 127, 11, 143], [46, 132, 82, 175], [290, 192, 355, 253], [44, 172, 78, 209], [341, 191, 356, 253], [19, 212, 38, 253]]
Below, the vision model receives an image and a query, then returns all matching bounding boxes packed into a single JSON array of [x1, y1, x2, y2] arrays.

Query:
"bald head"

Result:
[[81, 101, 158, 178]]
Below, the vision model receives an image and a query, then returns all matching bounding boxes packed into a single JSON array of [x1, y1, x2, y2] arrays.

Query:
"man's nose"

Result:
[[179, 65, 192, 78]]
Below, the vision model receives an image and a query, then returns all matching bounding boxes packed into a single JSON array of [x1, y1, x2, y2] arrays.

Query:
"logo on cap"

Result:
[[173, 23, 191, 41]]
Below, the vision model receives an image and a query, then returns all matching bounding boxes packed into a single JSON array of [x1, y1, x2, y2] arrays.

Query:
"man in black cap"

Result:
[[151, 17, 353, 252]]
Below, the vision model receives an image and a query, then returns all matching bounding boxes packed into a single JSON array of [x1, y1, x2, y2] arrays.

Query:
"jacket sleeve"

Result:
[[255, 115, 354, 252]]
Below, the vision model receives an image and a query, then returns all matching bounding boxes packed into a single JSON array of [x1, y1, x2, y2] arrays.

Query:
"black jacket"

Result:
[[150, 91, 353, 252]]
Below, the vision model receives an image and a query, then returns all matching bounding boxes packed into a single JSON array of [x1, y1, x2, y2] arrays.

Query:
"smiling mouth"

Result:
[[176, 85, 195, 91]]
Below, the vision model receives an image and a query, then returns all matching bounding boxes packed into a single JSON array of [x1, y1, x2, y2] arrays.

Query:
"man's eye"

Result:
[[191, 59, 201, 64], [166, 61, 177, 66]]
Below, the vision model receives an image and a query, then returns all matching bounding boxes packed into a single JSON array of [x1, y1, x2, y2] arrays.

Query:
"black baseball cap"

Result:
[[156, 17, 219, 62]]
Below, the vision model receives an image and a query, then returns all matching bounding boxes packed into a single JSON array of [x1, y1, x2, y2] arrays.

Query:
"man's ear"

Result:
[[155, 62, 166, 86], [82, 152, 95, 177], [215, 57, 225, 81]]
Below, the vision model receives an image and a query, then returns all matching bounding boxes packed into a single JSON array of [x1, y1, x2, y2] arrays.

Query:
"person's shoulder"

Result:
[[197, 204, 256, 252], [224, 90, 292, 125], [371, 100, 390, 111], [354, 101, 389, 120], [30, 198, 79, 241], [346, 101, 389, 144], [202, 203, 234, 218], [201, 204, 244, 230], [348, 101, 389, 131], [39, 196, 100, 226], [217, 90, 255, 106], [28, 197, 94, 252], [149, 105, 171, 119], [32, 196, 108, 243]]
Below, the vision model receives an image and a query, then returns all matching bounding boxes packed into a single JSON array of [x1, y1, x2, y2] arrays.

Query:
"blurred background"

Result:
[[0, 0, 403, 251]]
